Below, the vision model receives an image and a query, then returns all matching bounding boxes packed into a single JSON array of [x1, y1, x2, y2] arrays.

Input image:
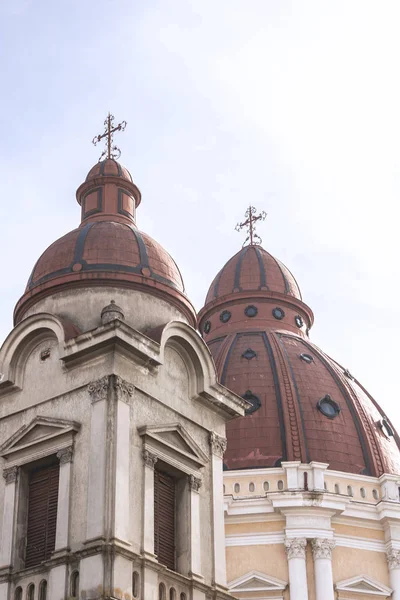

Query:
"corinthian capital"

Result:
[[285, 537, 307, 560], [3, 466, 18, 484], [387, 548, 400, 570], [113, 375, 134, 403], [142, 450, 158, 469], [209, 432, 227, 458], [88, 375, 110, 403], [311, 538, 336, 560], [57, 446, 73, 464]]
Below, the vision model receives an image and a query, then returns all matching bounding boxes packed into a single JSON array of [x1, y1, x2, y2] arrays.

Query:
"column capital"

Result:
[[142, 449, 158, 469], [3, 466, 18, 484], [209, 432, 227, 458], [113, 375, 133, 403], [88, 375, 110, 403], [189, 475, 202, 492], [311, 538, 336, 560], [57, 446, 73, 464], [387, 548, 400, 570], [285, 537, 307, 559]]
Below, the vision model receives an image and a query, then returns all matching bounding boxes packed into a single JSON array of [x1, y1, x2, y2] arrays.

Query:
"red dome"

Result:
[[14, 160, 195, 325], [199, 245, 400, 477]]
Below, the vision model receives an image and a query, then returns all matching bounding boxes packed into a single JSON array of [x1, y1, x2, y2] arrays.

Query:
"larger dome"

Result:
[[198, 243, 400, 477], [14, 159, 195, 326]]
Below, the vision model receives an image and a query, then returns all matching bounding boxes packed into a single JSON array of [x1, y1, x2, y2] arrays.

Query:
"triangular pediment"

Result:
[[336, 575, 392, 596], [138, 423, 208, 467], [0, 416, 80, 458], [229, 570, 287, 592]]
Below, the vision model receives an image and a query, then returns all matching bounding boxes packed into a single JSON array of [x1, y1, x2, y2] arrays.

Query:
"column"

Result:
[[311, 538, 335, 600], [387, 548, 400, 599], [142, 449, 158, 557], [189, 475, 202, 578], [55, 446, 73, 551], [284, 538, 308, 600], [0, 466, 18, 567], [210, 432, 227, 588]]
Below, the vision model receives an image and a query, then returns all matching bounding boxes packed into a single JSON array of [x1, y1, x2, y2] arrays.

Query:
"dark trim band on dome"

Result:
[[254, 246, 268, 289], [118, 189, 135, 218], [128, 226, 149, 267], [73, 222, 94, 265], [234, 246, 250, 291], [212, 268, 224, 299]]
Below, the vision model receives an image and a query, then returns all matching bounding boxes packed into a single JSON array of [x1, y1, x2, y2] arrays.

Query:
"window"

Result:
[[169, 588, 176, 600], [180, 594, 187, 600], [324, 482, 328, 491], [277, 480, 284, 491], [263, 481, 270, 491], [14, 588, 22, 600], [70, 571, 80, 598], [132, 572, 139, 598], [25, 461, 60, 567], [39, 580, 47, 600], [249, 482, 255, 492], [373, 489, 379, 500], [317, 395, 340, 419], [272, 307, 285, 320], [27, 584, 35, 600], [159, 583, 166, 600], [347, 485, 354, 497], [334, 484, 340, 494], [154, 471, 176, 571], [234, 483, 240, 493], [360, 487, 366, 499]]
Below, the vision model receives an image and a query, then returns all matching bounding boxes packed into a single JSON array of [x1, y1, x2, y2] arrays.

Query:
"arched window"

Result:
[[14, 587, 22, 600], [334, 483, 340, 494], [27, 584, 35, 600], [277, 480, 284, 491], [373, 488, 379, 500], [159, 583, 166, 600], [132, 571, 139, 598], [39, 580, 47, 600], [180, 594, 187, 600], [249, 482, 255, 492], [360, 487, 366, 499], [234, 483, 240, 494], [169, 588, 176, 600], [70, 571, 79, 598], [263, 481, 270, 492], [347, 485, 354, 497]]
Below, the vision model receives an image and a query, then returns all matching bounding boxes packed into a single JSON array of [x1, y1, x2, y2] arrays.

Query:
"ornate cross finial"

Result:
[[92, 112, 127, 161], [235, 206, 267, 246]]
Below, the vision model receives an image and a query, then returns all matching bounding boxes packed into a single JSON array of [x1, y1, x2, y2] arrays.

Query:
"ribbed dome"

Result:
[[14, 160, 195, 325], [199, 244, 400, 477], [205, 245, 301, 305]]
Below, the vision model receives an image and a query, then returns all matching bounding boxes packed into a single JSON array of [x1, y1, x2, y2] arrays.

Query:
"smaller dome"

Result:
[[205, 245, 302, 306], [85, 158, 134, 184]]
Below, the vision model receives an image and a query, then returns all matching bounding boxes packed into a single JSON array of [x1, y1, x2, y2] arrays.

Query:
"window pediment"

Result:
[[335, 574, 392, 596], [139, 423, 208, 472], [228, 570, 287, 593], [0, 416, 80, 464]]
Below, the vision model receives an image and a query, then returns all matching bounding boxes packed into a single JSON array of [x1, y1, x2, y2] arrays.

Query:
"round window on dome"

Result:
[[242, 390, 262, 415], [220, 310, 231, 323], [317, 395, 340, 419], [272, 307, 285, 320], [300, 353, 314, 364], [203, 320, 211, 334], [245, 305, 258, 318], [295, 315, 303, 328]]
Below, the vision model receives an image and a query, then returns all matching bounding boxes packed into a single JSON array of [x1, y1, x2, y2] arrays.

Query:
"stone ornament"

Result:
[[88, 375, 109, 403], [209, 432, 227, 458], [284, 537, 307, 560], [113, 375, 134, 403], [311, 538, 336, 560], [142, 449, 158, 469], [101, 299, 125, 325], [57, 446, 73, 464], [189, 475, 202, 492], [3, 466, 18, 484], [386, 548, 400, 570]]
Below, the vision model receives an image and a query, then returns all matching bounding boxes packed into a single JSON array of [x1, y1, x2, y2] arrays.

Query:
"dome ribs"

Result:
[[129, 226, 150, 268], [73, 222, 93, 265], [254, 246, 268, 289], [234, 246, 250, 291], [262, 331, 287, 463]]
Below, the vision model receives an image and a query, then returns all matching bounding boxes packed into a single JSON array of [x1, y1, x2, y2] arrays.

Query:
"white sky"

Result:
[[1, 1, 399, 428]]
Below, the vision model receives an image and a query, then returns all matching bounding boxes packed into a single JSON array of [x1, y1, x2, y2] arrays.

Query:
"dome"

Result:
[[205, 245, 302, 306], [14, 160, 195, 326], [199, 244, 400, 477]]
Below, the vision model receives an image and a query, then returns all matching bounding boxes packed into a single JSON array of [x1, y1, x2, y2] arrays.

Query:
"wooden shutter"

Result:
[[154, 470, 176, 570], [25, 462, 59, 568]]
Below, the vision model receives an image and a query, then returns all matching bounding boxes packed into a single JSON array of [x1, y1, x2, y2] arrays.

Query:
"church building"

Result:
[[1, 121, 400, 600]]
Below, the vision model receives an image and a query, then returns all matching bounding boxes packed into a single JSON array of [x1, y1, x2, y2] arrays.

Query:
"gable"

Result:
[[336, 575, 392, 596], [138, 423, 208, 470], [228, 570, 287, 593]]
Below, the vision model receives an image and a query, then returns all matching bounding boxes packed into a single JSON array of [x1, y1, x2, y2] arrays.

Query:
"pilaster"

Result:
[[209, 432, 227, 588], [387, 548, 400, 600], [0, 466, 18, 568], [189, 475, 203, 578]]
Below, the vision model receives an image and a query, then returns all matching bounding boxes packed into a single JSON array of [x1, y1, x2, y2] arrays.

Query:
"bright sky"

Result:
[[1, 1, 399, 428]]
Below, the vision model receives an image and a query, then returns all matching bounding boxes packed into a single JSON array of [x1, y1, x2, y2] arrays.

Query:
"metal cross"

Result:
[[92, 112, 127, 161], [235, 206, 267, 246]]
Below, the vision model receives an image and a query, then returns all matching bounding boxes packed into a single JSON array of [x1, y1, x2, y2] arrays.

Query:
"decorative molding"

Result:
[[88, 375, 109, 403], [113, 375, 133, 403], [387, 548, 400, 570], [335, 574, 392, 595], [209, 432, 227, 458], [3, 466, 18, 484], [284, 537, 307, 560], [142, 449, 158, 469], [57, 446, 73, 464], [189, 475, 202, 492], [311, 538, 336, 560]]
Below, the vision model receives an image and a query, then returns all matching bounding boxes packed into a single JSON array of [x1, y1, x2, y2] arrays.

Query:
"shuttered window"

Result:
[[25, 462, 59, 568], [154, 470, 176, 570]]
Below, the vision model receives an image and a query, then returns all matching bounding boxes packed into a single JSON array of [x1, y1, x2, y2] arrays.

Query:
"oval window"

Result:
[[317, 395, 340, 419], [272, 307, 285, 320], [220, 310, 231, 323], [245, 305, 258, 318], [203, 320, 211, 334]]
